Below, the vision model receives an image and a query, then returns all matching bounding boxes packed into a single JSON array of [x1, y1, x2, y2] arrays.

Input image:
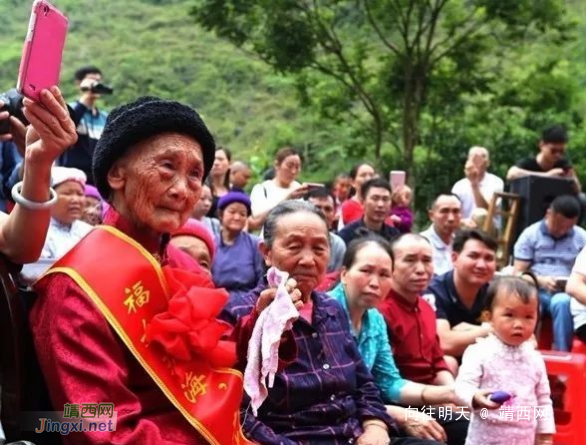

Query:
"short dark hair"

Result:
[[485, 276, 538, 312], [542, 125, 568, 144], [361, 178, 391, 200], [428, 193, 461, 210], [263, 201, 328, 248], [453, 229, 498, 254], [388, 233, 430, 262], [74, 66, 102, 82], [306, 187, 336, 207], [342, 235, 392, 269], [550, 194, 581, 219]]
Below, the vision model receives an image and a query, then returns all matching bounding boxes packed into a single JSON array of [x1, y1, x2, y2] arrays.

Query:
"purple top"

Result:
[[211, 231, 265, 299], [389, 206, 413, 233]]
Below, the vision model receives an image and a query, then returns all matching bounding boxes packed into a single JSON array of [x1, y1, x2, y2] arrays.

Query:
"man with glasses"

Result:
[[506, 125, 581, 191]]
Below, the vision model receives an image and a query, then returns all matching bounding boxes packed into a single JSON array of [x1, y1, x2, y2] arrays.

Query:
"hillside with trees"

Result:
[[1, 0, 586, 218]]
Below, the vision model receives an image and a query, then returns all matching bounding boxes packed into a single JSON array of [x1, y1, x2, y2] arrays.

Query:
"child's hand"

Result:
[[390, 215, 402, 223], [472, 389, 501, 410]]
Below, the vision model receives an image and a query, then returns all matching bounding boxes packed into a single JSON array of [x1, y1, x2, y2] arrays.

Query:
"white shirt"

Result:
[[420, 225, 454, 276], [21, 218, 93, 283], [250, 179, 301, 216], [41, 218, 93, 259], [451, 172, 504, 219]]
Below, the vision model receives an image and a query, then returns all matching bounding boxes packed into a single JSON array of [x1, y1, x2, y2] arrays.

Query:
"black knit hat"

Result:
[[92, 96, 216, 198]]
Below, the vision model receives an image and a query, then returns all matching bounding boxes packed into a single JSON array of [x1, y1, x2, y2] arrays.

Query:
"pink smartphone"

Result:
[[17, 0, 68, 101], [389, 171, 406, 191]]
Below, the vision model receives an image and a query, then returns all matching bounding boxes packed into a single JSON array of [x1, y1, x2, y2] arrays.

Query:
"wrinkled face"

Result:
[[452, 239, 496, 287], [539, 141, 566, 165], [490, 291, 538, 347], [429, 195, 462, 237], [82, 196, 103, 226], [308, 196, 336, 230], [341, 243, 393, 310], [546, 209, 577, 238], [392, 237, 434, 296], [211, 149, 230, 177], [261, 211, 330, 300], [230, 167, 252, 189], [221, 202, 248, 234], [108, 132, 204, 234], [170, 235, 212, 273], [52, 181, 85, 225], [334, 177, 352, 201], [275, 155, 301, 186], [363, 186, 391, 224], [353, 164, 375, 193]]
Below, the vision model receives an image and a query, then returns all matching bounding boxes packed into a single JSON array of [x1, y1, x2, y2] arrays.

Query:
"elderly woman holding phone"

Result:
[[31, 96, 250, 445], [225, 201, 441, 445], [0, 87, 77, 263]]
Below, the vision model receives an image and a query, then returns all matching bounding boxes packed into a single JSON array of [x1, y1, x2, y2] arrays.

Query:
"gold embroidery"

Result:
[[124, 281, 151, 314], [181, 372, 207, 403], [140, 319, 149, 346]]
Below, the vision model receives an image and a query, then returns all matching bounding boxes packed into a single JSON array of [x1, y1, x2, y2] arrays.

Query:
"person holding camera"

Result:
[[59, 65, 110, 183]]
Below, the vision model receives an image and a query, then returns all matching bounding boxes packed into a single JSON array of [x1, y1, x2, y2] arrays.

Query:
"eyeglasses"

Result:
[[550, 148, 565, 155]]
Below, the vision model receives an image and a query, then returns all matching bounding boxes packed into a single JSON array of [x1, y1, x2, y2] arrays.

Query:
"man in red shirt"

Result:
[[379, 233, 468, 445]]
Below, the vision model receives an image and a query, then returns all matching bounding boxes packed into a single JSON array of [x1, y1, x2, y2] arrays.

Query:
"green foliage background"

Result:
[[1, 0, 586, 224]]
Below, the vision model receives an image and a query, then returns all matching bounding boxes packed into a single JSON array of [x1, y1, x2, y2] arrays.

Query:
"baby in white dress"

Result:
[[456, 276, 555, 445]]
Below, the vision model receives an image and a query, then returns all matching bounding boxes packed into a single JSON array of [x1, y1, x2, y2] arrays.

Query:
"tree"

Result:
[[191, 0, 573, 177]]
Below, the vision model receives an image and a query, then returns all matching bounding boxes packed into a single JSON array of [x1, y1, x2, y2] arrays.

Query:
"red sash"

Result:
[[38, 225, 252, 445]]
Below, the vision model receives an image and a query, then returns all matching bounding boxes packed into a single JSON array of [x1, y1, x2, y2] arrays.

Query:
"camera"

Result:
[[81, 82, 113, 95], [0, 88, 28, 135]]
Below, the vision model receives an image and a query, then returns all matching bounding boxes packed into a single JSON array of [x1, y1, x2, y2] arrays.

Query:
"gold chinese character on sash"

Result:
[[124, 281, 151, 314], [181, 371, 207, 404]]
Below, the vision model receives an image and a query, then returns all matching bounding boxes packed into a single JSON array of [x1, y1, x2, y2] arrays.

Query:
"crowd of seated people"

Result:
[[2, 76, 586, 445]]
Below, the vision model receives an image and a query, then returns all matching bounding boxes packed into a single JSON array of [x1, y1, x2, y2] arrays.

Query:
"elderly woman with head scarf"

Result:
[[211, 191, 264, 299], [82, 184, 104, 226], [171, 217, 216, 273], [39, 166, 93, 258], [223, 201, 441, 445], [30, 97, 251, 445], [20, 167, 93, 283]]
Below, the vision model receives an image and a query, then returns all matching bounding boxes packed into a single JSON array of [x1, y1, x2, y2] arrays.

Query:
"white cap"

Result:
[[51, 166, 87, 188]]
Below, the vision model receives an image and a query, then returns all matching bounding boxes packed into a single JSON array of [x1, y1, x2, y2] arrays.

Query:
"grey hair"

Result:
[[263, 200, 329, 248]]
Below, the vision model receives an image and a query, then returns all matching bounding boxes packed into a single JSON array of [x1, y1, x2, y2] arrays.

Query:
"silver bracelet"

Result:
[[11, 181, 58, 210]]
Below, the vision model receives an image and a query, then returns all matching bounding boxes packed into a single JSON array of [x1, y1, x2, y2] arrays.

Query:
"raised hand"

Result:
[[22, 86, 77, 166]]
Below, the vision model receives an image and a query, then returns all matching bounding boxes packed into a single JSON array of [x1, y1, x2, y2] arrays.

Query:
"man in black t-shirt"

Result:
[[425, 230, 497, 361], [338, 178, 400, 245], [506, 125, 581, 191]]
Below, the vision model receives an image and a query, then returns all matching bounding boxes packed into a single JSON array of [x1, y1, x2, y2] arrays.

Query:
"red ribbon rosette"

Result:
[[145, 266, 237, 368]]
